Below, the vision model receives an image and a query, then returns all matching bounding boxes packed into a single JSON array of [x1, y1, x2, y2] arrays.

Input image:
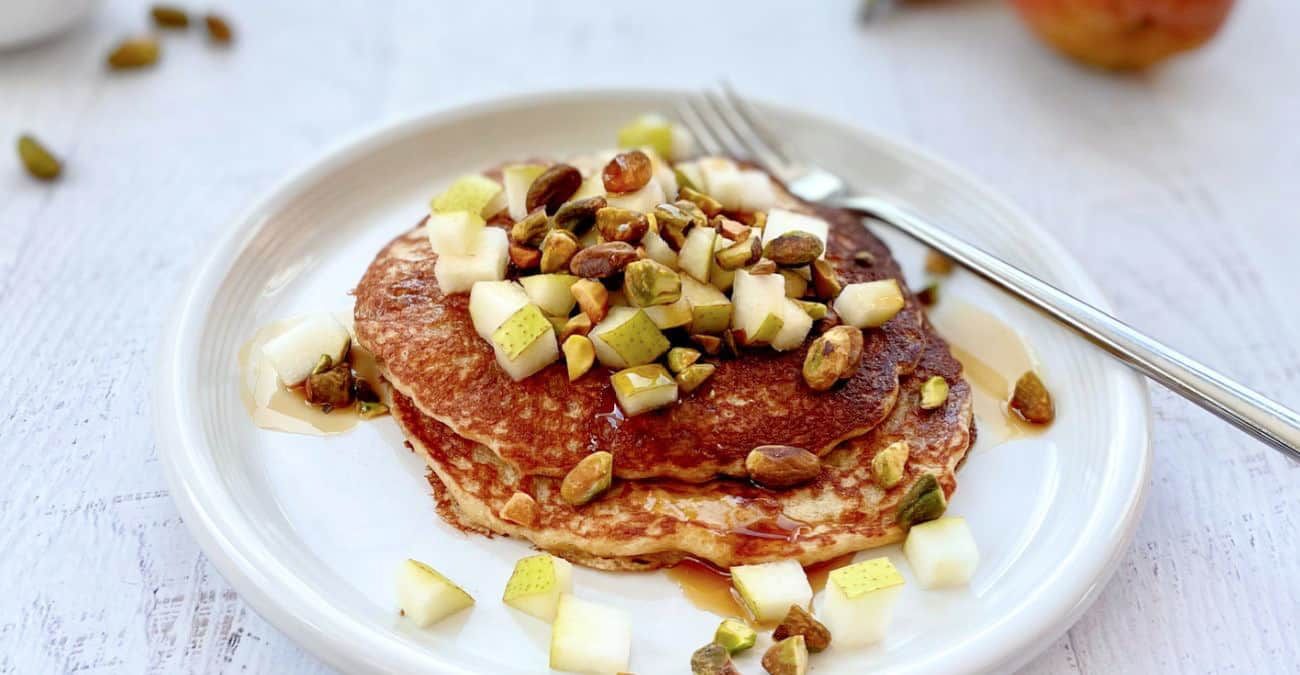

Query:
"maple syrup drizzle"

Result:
[[666, 552, 858, 621]]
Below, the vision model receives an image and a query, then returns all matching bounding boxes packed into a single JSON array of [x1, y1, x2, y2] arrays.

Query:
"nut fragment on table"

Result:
[[871, 440, 909, 488], [596, 207, 651, 243], [571, 278, 610, 323], [107, 37, 160, 70], [762, 635, 809, 675], [679, 186, 723, 217], [810, 259, 842, 299], [924, 250, 955, 275], [1010, 371, 1055, 424], [690, 642, 741, 675], [511, 209, 552, 245], [675, 363, 715, 393], [896, 473, 947, 529], [554, 195, 607, 234], [204, 13, 235, 43], [16, 135, 61, 181], [919, 376, 949, 410]]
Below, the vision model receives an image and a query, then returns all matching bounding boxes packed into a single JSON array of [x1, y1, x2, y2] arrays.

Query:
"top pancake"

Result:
[[354, 189, 925, 483]]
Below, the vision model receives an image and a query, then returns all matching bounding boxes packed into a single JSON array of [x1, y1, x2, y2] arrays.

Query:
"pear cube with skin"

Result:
[[395, 559, 474, 628], [729, 559, 813, 624], [731, 269, 787, 345], [502, 164, 547, 220], [520, 274, 579, 317], [821, 557, 904, 648], [642, 228, 679, 269], [549, 594, 632, 675], [434, 227, 509, 294], [604, 178, 666, 214], [260, 313, 352, 386], [430, 174, 505, 218], [681, 276, 732, 334], [677, 225, 717, 283], [469, 280, 530, 340], [611, 364, 678, 416], [770, 297, 813, 351], [834, 279, 905, 329], [617, 114, 675, 160], [763, 209, 829, 259], [427, 210, 487, 257], [490, 304, 559, 381], [903, 517, 980, 589], [642, 295, 693, 330], [590, 307, 671, 369], [502, 554, 574, 622]]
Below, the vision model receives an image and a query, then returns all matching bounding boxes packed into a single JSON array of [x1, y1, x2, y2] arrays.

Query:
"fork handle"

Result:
[[836, 194, 1300, 463]]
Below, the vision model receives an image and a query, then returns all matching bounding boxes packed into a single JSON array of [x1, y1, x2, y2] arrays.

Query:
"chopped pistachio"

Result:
[[794, 300, 827, 320], [872, 440, 909, 488], [654, 202, 700, 250], [547, 315, 569, 334], [539, 229, 579, 273], [853, 249, 877, 266], [761, 635, 808, 675], [510, 209, 552, 245], [780, 269, 809, 298], [311, 354, 334, 376], [721, 329, 741, 358], [596, 207, 651, 243], [107, 37, 160, 69], [560, 451, 614, 505], [690, 333, 723, 355], [675, 363, 715, 393], [920, 376, 949, 410], [16, 134, 61, 181], [690, 642, 739, 675], [305, 362, 353, 411], [713, 215, 751, 241], [916, 281, 939, 307], [559, 313, 593, 341], [763, 231, 824, 267], [810, 259, 842, 299], [509, 242, 541, 270], [204, 13, 234, 43], [499, 491, 539, 527], [562, 335, 595, 381], [773, 605, 831, 653], [571, 278, 610, 323], [925, 250, 955, 275], [801, 325, 864, 391], [748, 258, 777, 275], [1010, 371, 1055, 424], [896, 473, 947, 528], [714, 618, 757, 654], [679, 186, 723, 217], [666, 347, 701, 373], [358, 400, 390, 419], [714, 237, 761, 271], [554, 195, 607, 235], [150, 5, 190, 29], [623, 259, 682, 306]]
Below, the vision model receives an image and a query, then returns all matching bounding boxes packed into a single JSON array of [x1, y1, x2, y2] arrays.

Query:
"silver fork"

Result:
[[678, 85, 1300, 463]]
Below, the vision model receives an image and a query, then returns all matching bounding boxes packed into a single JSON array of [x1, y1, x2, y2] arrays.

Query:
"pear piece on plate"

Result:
[[503, 164, 547, 220], [430, 173, 505, 218], [549, 594, 632, 674], [618, 114, 674, 160], [590, 307, 670, 369], [681, 276, 732, 334], [903, 517, 980, 589], [469, 280, 529, 339], [642, 228, 679, 269], [490, 304, 559, 381], [821, 557, 904, 648], [770, 298, 813, 352], [611, 364, 678, 416], [604, 178, 666, 214], [502, 553, 574, 622], [521, 273, 579, 316], [434, 227, 509, 294], [395, 559, 474, 628], [678, 225, 717, 283], [642, 295, 692, 330], [763, 209, 829, 258], [427, 210, 487, 256], [834, 279, 905, 328], [729, 559, 812, 624], [731, 269, 787, 346], [260, 313, 351, 386]]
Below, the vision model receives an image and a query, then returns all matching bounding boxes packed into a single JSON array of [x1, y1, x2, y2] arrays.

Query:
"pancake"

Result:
[[355, 194, 926, 483], [393, 325, 972, 570]]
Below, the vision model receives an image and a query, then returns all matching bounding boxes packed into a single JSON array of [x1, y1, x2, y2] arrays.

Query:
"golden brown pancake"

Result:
[[394, 326, 972, 570], [354, 198, 926, 482]]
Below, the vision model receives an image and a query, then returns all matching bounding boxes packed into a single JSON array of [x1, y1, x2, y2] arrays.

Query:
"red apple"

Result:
[[1011, 0, 1235, 70]]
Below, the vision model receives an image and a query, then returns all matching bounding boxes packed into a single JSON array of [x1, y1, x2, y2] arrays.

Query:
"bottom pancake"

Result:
[[393, 326, 974, 571]]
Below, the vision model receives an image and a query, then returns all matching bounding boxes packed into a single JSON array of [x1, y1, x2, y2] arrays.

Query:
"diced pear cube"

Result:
[[770, 298, 813, 351], [821, 557, 904, 648], [834, 279, 905, 328], [590, 307, 670, 369], [502, 553, 573, 622], [490, 305, 559, 381], [434, 227, 509, 294], [260, 313, 351, 386], [729, 559, 812, 624], [430, 174, 504, 218], [617, 114, 674, 160], [503, 164, 547, 220], [763, 210, 829, 258], [395, 559, 474, 628], [427, 210, 487, 256], [681, 276, 732, 334], [611, 364, 678, 416], [731, 269, 787, 344], [642, 295, 692, 330], [737, 170, 776, 212], [521, 274, 579, 317], [903, 517, 980, 589], [642, 229, 679, 269], [469, 280, 530, 339], [678, 224, 717, 283], [549, 594, 631, 674], [604, 178, 665, 214]]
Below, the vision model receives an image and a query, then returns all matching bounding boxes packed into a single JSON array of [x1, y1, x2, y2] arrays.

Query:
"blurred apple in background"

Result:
[[1011, 0, 1235, 70]]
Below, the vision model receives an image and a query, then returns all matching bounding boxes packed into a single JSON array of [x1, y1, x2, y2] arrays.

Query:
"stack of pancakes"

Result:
[[353, 178, 974, 571]]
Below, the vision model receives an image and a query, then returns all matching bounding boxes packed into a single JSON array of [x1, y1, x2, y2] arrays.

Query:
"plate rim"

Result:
[[154, 87, 1152, 674]]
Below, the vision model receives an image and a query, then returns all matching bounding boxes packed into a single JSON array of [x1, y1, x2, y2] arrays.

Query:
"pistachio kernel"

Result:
[[526, 163, 582, 215], [763, 231, 824, 267], [794, 300, 827, 320], [872, 440, 909, 489], [1010, 371, 1055, 424], [311, 354, 333, 376], [896, 473, 947, 528], [714, 236, 762, 271], [107, 37, 160, 70], [920, 376, 949, 410], [690, 333, 723, 355], [150, 5, 189, 28], [666, 347, 701, 373], [714, 618, 757, 654], [17, 135, 61, 181], [539, 229, 580, 274], [596, 207, 651, 243], [204, 13, 234, 43], [602, 150, 653, 194], [780, 269, 809, 298], [305, 362, 353, 412], [916, 282, 939, 307], [745, 445, 821, 488], [510, 208, 552, 245], [571, 278, 610, 324], [925, 250, 955, 275], [679, 186, 723, 217], [671, 199, 710, 229], [352, 378, 380, 403], [713, 215, 751, 241], [558, 313, 593, 341], [499, 491, 539, 527], [509, 242, 541, 270], [720, 329, 742, 358], [853, 249, 877, 266], [569, 241, 639, 278], [810, 259, 842, 299], [560, 451, 614, 505], [801, 325, 864, 391], [747, 258, 778, 275], [675, 363, 716, 394], [773, 604, 832, 653], [554, 195, 607, 235], [358, 401, 390, 419], [690, 642, 741, 675], [815, 309, 841, 333], [762, 636, 809, 675], [563, 335, 596, 382]]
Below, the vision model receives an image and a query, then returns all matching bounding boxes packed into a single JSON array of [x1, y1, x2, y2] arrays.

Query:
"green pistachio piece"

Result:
[[920, 376, 949, 410], [623, 259, 682, 307], [896, 473, 947, 529], [666, 347, 701, 373]]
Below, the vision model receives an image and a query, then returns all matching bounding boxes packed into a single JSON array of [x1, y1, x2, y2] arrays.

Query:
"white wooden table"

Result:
[[2, 1, 1297, 672]]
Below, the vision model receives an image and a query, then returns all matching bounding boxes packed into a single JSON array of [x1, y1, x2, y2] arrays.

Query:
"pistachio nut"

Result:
[[17, 135, 60, 181], [714, 236, 761, 271], [810, 259, 842, 299], [895, 473, 947, 528], [107, 37, 160, 69], [560, 451, 614, 505], [872, 440, 909, 489], [510, 208, 552, 245], [569, 241, 638, 278], [602, 150, 653, 194], [204, 13, 234, 43], [801, 325, 864, 391], [509, 242, 541, 270], [920, 376, 949, 410], [679, 186, 723, 217], [526, 163, 582, 214], [690, 642, 741, 675], [773, 604, 831, 653], [764, 231, 824, 267], [499, 491, 539, 527], [554, 195, 607, 235], [357, 401, 390, 419], [596, 207, 651, 243], [150, 5, 189, 28], [571, 278, 610, 323], [745, 445, 821, 488], [713, 215, 751, 241], [539, 229, 579, 274], [1010, 371, 1054, 424], [924, 250, 955, 275], [690, 333, 723, 355]]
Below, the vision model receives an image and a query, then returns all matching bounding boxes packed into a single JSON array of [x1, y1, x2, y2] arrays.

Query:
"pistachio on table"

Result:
[[1010, 371, 1054, 424], [107, 37, 160, 70], [802, 325, 864, 391], [794, 300, 827, 320], [204, 13, 235, 43], [675, 363, 716, 394], [150, 5, 190, 28], [690, 642, 741, 675], [720, 329, 741, 358], [571, 278, 610, 323], [569, 241, 639, 278], [773, 604, 831, 653], [16, 135, 60, 181], [916, 281, 939, 307], [762, 635, 809, 675], [540, 229, 579, 273], [509, 242, 541, 270], [526, 163, 582, 214], [745, 445, 821, 488], [919, 376, 949, 410], [602, 150, 653, 194], [810, 259, 842, 299], [560, 451, 614, 505], [781, 269, 809, 299], [713, 215, 751, 241], [652, 203, 693, 250], [666, 347, 701, 373], [714, 237, 761, 271], [510, 208, 552, 245], [764, 231, 825, 267], [815, 308, 841, 334], [499, 491, 539, 527], [596, 207, 651, 243], [554, 195, 606, 235], [895, 473, 947, 529], [678, 187, 723, 218], [872, 440, 909, 489]]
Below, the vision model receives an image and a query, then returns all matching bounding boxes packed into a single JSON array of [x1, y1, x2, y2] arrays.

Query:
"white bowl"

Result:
[[0, 0, 99, 50]]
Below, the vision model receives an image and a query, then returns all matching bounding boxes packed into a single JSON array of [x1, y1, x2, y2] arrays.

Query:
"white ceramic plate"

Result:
[[155, 90, 1151, 674]]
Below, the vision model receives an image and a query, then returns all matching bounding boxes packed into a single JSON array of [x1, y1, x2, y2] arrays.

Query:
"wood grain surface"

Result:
[[1, 0, 1296, 672]]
